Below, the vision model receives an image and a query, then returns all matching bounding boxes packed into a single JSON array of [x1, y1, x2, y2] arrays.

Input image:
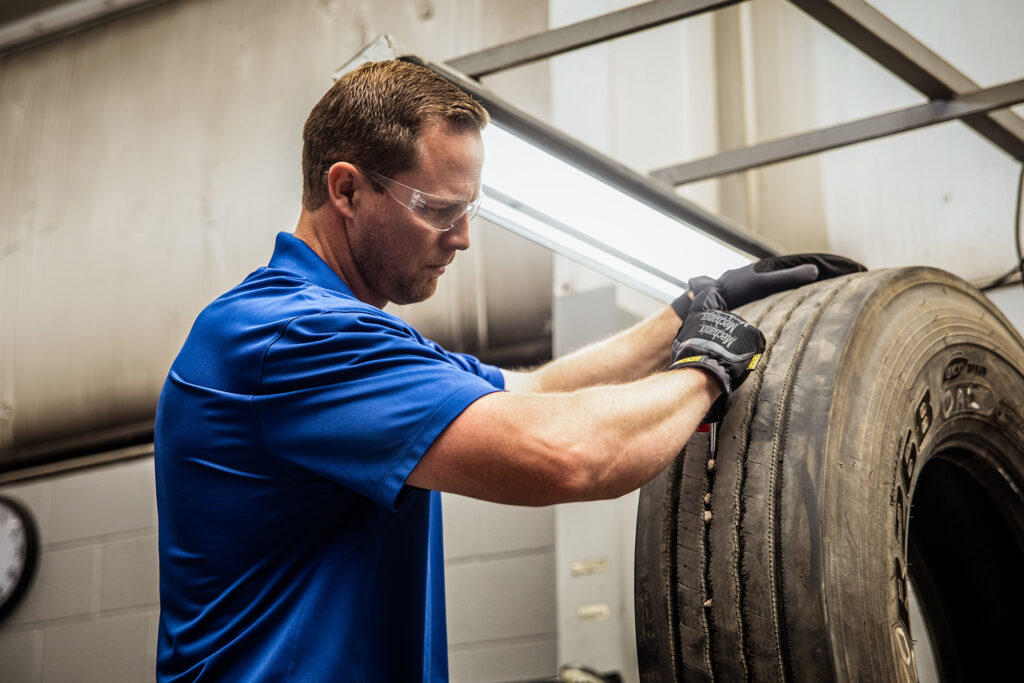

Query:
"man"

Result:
[[154, 59, 861, 681]]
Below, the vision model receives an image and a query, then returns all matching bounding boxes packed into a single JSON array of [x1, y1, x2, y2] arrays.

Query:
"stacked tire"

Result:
[[635, 267, 1024, 682]]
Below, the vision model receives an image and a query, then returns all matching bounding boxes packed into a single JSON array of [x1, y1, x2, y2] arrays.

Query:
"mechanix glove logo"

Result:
[[670, 309, 766, 422]]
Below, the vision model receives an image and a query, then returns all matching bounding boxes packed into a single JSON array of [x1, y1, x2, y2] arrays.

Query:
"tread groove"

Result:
[[659, 450, 684, 679], [699, 432, 716, 682], [725, 297, 787, 682], [677, 431, 718, 681], [723, 292, 811, 681], [766, 280, 846, 682], [667, 454, 683, 681]]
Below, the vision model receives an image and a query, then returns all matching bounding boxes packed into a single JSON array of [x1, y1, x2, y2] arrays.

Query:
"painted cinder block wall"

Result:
[[0, 459, 160, 682]]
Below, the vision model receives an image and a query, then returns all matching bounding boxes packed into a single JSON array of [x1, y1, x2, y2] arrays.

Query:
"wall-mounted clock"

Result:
[[0, 494, 39, 621]]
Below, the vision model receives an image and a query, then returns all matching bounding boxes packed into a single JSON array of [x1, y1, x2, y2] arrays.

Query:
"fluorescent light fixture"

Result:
[[335, 36, 773, 303], [480, 124, 751, 302]]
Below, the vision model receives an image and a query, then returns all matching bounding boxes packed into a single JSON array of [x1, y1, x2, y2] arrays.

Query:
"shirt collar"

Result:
[[268, 231, 356, 298]]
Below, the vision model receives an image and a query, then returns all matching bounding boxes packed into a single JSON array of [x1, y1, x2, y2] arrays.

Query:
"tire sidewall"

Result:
[[819, 275, 1024, 682]]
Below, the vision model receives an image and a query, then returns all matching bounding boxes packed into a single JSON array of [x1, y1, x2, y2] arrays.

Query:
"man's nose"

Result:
[[443, 215, 471, 251]]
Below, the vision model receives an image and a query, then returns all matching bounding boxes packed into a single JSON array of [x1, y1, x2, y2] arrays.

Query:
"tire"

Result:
[[635, 267, 1024, 682]]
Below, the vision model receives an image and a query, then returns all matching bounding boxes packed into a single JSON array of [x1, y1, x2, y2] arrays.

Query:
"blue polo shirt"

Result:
[[154, 232, 504, 682]]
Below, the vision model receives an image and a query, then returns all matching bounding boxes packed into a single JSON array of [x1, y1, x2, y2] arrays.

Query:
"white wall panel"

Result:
[[446, 553, 557, 645], [443, 493, 555, 560], [449, 637, 559, 682]]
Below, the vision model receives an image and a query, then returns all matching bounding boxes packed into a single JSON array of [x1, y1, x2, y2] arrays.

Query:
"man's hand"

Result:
[[669, 293, 766, 423], [672, 253, 866, 319]]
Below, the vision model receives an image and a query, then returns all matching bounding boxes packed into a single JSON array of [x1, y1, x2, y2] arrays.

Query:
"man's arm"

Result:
[[407, 367, 718, 506], [503, 305, 682, 393], [409, 302, 765, 506]]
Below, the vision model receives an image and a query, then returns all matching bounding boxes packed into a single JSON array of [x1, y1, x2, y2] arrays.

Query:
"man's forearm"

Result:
[[505, 305, 682, 393], [413, 365, 718, 506], [540, 367, 718, 501]]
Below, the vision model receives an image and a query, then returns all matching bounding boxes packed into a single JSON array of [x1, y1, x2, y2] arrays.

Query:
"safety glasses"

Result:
[[364, 169, 481, 231]]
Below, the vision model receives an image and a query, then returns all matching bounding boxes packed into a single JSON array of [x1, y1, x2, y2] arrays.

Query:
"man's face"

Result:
[[348, 121, 484, 306]]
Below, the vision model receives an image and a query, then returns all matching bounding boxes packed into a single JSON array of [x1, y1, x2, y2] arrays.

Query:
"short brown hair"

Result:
[[301, 60, 490, 210]]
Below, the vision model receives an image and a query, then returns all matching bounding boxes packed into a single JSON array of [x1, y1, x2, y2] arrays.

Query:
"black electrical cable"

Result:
[[982, 263, 1020, 291], [980, 162, 1024, 293], [1016, 162, 1024, 294]]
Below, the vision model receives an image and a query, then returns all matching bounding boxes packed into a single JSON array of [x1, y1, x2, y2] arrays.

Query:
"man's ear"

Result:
[[326, 162, 358, 219]]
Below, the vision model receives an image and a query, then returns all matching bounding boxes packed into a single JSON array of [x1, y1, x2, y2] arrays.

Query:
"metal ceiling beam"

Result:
[[651, 76, 1024, 185], [789, 0, 1024, 161], [0, 0, 169, 56], [447, 0, 743, 79]]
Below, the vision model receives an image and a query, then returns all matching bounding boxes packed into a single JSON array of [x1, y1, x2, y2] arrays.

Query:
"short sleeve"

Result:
[[252, 310, 503, 509], [420, 338, 505, 389]]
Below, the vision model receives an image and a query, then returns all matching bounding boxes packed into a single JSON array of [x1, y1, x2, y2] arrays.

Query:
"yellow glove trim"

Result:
[[671, 355, 706, 368]]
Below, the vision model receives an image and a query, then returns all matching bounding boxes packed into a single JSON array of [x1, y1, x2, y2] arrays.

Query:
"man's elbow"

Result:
[[541, 441, 630, 504]]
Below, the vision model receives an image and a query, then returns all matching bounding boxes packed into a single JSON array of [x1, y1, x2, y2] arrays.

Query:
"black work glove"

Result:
[[672, 253, 866, 319], [669, 290, 766, 423]]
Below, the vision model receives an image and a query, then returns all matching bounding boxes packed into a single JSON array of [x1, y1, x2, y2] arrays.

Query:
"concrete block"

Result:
[[0, 480, 52, 546], [0, 629, 41, 683], [445, 552, 556, 646], [441, 494, 554, 560], [147, 612, 160, 683], [41, 613, 152, 683], [100, 535, 159, 611], [449, 637, 557, 683], [4, 546, 95, 626], [50, 459, 156, 544]]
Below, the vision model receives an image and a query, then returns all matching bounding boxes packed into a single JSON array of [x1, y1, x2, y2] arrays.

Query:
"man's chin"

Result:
[[390, 279, 439, 306]]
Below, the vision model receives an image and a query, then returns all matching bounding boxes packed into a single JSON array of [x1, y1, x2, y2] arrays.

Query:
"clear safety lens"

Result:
[[365, 169, 480, 231]]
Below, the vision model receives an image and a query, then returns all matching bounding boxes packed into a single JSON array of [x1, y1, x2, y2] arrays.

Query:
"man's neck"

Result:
[[293, 207, 387, 309]]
